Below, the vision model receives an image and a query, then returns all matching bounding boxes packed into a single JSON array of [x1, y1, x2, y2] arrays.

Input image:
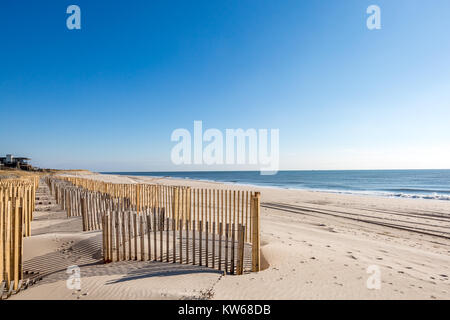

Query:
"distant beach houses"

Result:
[[0, 154, 32, 170]]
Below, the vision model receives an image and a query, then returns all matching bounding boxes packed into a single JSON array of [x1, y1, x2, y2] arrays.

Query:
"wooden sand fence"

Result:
[[0, 176, 38, 297], [46, 176, 261, 274]]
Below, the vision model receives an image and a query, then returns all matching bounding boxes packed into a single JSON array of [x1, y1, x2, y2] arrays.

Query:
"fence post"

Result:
[[251, 192, 260, 272]]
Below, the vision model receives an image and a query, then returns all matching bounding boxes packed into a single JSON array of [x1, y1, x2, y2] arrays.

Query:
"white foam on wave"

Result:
[[307, 188, 450, 201]]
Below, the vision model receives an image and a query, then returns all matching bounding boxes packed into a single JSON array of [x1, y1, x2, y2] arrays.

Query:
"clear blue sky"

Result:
[[1, 0, 449, 171]]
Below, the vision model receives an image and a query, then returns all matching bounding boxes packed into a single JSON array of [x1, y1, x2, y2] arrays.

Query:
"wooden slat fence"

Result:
[[0, 176, 38, 298], [46, 176, 261, 274], [102, 208, 249, 274]]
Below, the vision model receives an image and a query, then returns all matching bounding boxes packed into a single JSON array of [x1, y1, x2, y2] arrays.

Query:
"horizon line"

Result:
[[97, 168, 450, 173]]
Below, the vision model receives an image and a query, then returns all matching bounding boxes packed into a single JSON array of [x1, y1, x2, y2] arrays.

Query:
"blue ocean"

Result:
[[101, 170, 450, 201]]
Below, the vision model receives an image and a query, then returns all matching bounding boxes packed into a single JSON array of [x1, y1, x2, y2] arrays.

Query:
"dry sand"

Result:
[[11, 173, 450, 300]]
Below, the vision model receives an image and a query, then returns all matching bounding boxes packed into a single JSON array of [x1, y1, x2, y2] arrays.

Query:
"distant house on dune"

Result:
[[0, 154, 33, 170]]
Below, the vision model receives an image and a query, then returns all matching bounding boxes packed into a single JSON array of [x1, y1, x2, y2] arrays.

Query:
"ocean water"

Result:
[[101, 170, 450, 201]]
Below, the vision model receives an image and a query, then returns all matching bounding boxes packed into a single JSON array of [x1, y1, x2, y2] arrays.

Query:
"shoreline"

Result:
[[96, 172, 450, 202]]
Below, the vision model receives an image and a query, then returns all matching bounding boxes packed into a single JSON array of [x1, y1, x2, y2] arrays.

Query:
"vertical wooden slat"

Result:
[[179, 218, 183, 264], [208, 189, 211, 233], [107, 212, 112, 262], [231, 223, 235, 275], [192, 219, 196, 265], [109, 207, 114, 262], [185, 219, 189, 264], [221, 190, 224, 231], [225, 190, 231, 231], [115, 210, 120, 261], [153, 209, 157, 261], [140, 214, 145, 261], [245, 191, 249, 242], [218, 222, 223, 271], [166, 217, 170, 263], [107, 209, 112, 261], [216, 190, 220, 234], [102, 215, 107, 262], [241, 191, 244, 230], [188, 188, 191, 229], [201, 189, 204, 231], [196, 189, 199, 226], [133, 213, 138, 261], [205, 221, 209, 267], [233, 191, 236, 228], [160, 209, 164, 262], [122, 211, 127, 260], [172, 217, 176, 263], [237, 224, 245, 275], [225, 223, 229, 274], [212, 221, 216, 269], [128, 210, 132, 260], [248, 191, 252, 243], [173, 188, 179, 229], [199, 220, 203, 266], [147, 212, 151, 261], [15, 202, 23, 289], [237, 191, 240, 233]]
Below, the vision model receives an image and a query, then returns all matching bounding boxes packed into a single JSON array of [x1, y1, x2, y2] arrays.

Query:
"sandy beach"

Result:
[[11, 172, 450, 300]]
